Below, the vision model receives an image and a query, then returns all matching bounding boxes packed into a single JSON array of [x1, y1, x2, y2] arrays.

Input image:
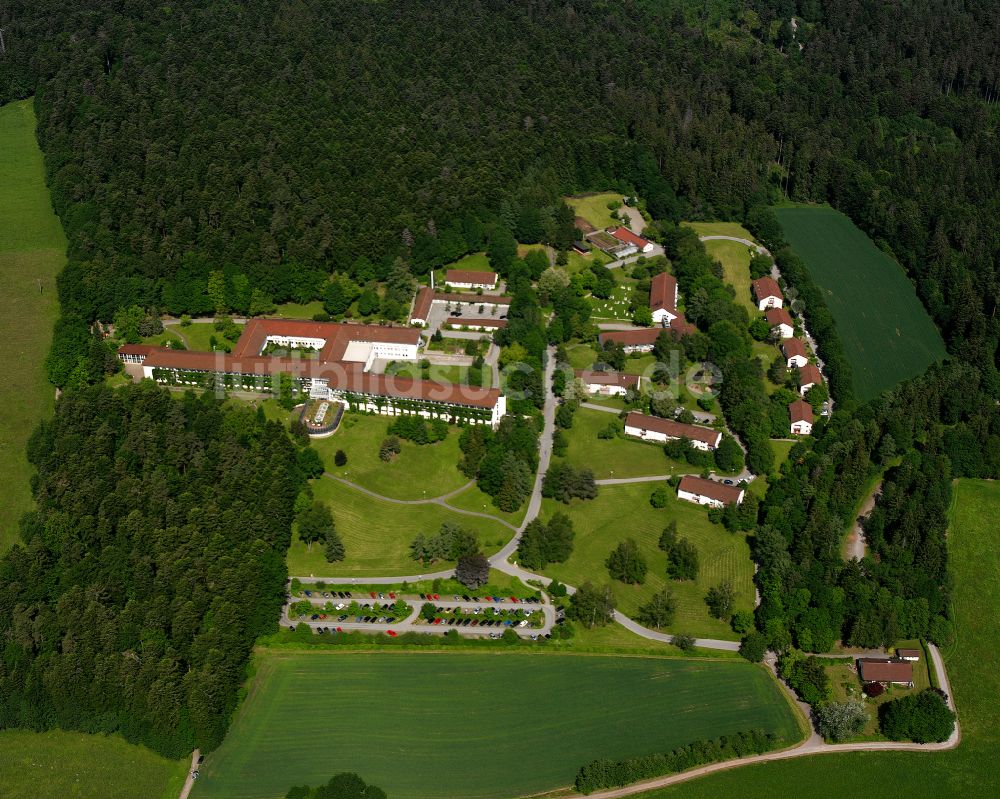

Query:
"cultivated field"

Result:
[[0, 729, 187, 799], [193, 652, 801, 799], [538, 482, 755, 639], [286, 476, 511, 576], [636, 479, 1000, 798], [773, 206, 945, 401], [0, 100, 65, 551], [310, 412, 469, 499]]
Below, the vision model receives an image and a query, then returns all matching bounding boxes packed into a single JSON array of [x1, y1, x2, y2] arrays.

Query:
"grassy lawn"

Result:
[[636, 478, 1000, 798], [566, 248, 612, 274], [589, 283, 635, 321], [566, 343, 600, 369], [292, 569, 536, 600], [386, 361, 488, 387], [768, 439, 795, 471], [435, 252, 492, 286], [683, 221, 757, 241], [537, 483, 755, 639], [0, 100, 65, 552], [193, 651, 800, 799], [703, 237, 758, 315], [773, 206, 946, 402], [443, 482, 526, 528], [309, 412, 468, 499], [0, 729, 187, 799], [164, 321, 244, 352], [560, 408, 688, 479], [287, 477, 511, 577], [567, 192, 626, 230], [271, 300, 326, 319]]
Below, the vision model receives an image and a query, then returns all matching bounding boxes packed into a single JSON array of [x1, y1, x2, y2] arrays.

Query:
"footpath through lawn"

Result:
[[192, 651, 801, 799], [0, 100, 65, 551]]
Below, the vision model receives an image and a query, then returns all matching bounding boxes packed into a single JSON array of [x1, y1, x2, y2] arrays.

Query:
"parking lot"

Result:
[[283, 589, 557, 640]]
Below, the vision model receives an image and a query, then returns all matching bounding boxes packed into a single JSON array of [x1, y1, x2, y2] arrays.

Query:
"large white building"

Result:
[[624, 411, 722, 451], [677, 475, 745, 508]]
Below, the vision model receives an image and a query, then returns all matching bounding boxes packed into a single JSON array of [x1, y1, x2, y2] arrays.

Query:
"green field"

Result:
[[684, 221, 757, 241], [685, 222, 760, 315], [538, 482, 755, 638], [567, 192, 625, 230], [0, 100, 66, 551], [287, 477, 512, 577], [638, 479, 1000, 798], [560, 407, 687, 479], [311, 412, 469, 499], [0, 729, 187, 799], [193, 652, 801, 799], [443, 481, 527, 527], [772, 206, 946, 402]]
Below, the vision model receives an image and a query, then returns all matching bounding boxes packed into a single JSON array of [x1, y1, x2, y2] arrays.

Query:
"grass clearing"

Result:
[[538, 482, 755, 639], [0, 729, 187, 799], [0, 100, 65, 551], [272, 300, 326, 319], [636, 478, 1000, 798], [193, 651, 800, 799], [443, 481, 527, 527], [310, 412, 468, 499], [701, 236, 758, 314], [287, 477, 511, 577], [567, 192, 626, 230], [684, 221, 757, 241], [560, 407, 687, 479], [773, 206, 945, 402]]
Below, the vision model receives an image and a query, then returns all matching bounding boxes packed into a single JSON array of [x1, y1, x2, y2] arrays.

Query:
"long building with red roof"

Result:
[[120, 318, 505, 426]]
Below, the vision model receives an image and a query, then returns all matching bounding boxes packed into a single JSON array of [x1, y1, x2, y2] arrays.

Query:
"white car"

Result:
[[335, 603, 345, 610], [518, 620, 528, 627]]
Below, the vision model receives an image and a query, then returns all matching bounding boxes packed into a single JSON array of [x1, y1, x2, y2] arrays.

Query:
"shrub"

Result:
[[739, 632, 768, 662], [334, 449, 347, 467], [379, 436, 401, 461], [672, 633, 696, 652], [879, 689, 955, 743], [814, 700, 868, 742], [649, 486, 669, 508]]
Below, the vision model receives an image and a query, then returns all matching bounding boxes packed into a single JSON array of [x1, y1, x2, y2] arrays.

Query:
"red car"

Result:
[[434, 618, 443, 625], [336, 626, 343, 632], [510, 597, 519, 603], [370, 591, 377, 598], [386, 630, 397, 637], [432, 593, 440, 600], [319, 614, 327, 619], [388, 592, 396, 599]]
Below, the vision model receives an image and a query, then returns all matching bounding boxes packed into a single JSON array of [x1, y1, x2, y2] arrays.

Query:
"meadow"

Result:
[[192, 652, 801, 799], [566, 191, 626, 230], [684, 222, 759, 315], [773, 206, 946, 402], [538, 482, 755, 639], [286, 476, 512, 577], [559, 407, 686, 479], [638, 479, 1000, 798], [0, 100, 65, 551], [0, 729, 187, 799]]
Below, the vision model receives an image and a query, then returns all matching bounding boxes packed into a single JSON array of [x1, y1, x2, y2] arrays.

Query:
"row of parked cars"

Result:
[[422, 617, 529, 629], [421, 593, 542, 604], [302, 589, 353, 599]]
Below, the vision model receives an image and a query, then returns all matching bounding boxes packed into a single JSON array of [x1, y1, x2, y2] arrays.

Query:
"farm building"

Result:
[[789, 399, 814, 436], [896, 649, 922, 662], [781, 337, 809, 368], [857, 658, 914, 687], [572, 240, 592, 254], [609, 226, 655, 254], [587, 229, 636, 258], [445, 269, 498, 290], [649, 272, 678, 325], [752, 276, 783, 310], [798, 363, 823, 395], [574, 369, 641, 396], [624, 411, 721, 450], [677, 475, 745, 508], [120, 318, 506, 427], [765, 308, 794, 339]]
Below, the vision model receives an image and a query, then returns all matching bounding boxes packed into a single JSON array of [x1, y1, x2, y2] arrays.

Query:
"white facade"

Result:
[[678, 487, 745, 508], [624, 423, 718, 451], [651, 307, 677, 325], [448, 279, 496, 290], [790, 418, 813, 435], [785, 352, 808, 368], [757, 295, 783, 311], [799, 379, 818, 396], [261, 334, 325, 352], [582, 381, 630, 397], [773, 321, 794, 339]]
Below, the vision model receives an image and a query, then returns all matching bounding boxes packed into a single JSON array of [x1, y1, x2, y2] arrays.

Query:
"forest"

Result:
[[0, 385, 305, 756]]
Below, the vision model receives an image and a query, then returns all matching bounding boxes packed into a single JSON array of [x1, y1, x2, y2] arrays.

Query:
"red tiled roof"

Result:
[[765, 308, 793, 328], [411, 286, 434, 321], [118, 344, 157, 356], [670, 312, 697, 337], [789, 399, 814, 424], [233, 318, 420, 361], [574, 370, 640, 388], [781, 337, 808, 360], [609, 226, 650, 249], [445, 269, 497, 286], [678, 475, 744, 505], [625, 411, 721, 447], [752, 276, 782, 300], [858, 658, 913, 683], [650, 272, 677, 314], [798, 363, 822, 388], [598, 328, 661, 348]]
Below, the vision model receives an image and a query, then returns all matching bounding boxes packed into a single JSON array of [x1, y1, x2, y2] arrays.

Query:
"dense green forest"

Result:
[[0, 385, 304, 756], [0, 0, 998, 753]]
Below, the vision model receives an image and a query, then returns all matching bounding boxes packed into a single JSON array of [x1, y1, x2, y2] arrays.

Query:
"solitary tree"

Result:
[[297, 502, 335, 549], [606, 539, 648, 584], [324, 529, 345, 563], [568, 582, 616, 628], [455, 552, 490, 589], [667, 537, 699, 580], [334, 449, 348, 467], [705, 580, 736, 621], [814, 700, 869, 742], [637, 589, 677, 629]]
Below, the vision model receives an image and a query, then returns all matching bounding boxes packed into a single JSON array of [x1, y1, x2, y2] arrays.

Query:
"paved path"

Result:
[[595, 474, 673, 485], [698, 235, 771, 257], [621, 205, 647, 236], [603, 244, 666, 270], [581, 402, 623, 415], [178, 749, 200, 799], [844, 479, 880, 561]]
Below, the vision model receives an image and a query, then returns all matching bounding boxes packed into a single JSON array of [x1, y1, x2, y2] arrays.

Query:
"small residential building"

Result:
[[649, 272, 678, 325], [624, 411, 721, 451], [752, 276, 783, 310], [572, 240, 592, 254], [677, 475, 745, 508], [798, 363, 823, 395], [857, 658, 914, 687], [781, 337, 809, 368], [445, 269, 498, 291], [789, 399, 814, 436], [609, 226, 655, 254], [587, 229, 636, 258], [574, 369, 641, 396], [765, 307, 795, 339], [118, 344, 156, 364], [598, 328, 660, 353], [896, 648, 922, 662]]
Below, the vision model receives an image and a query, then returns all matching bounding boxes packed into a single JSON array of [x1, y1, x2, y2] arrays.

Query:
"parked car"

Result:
[[303, 590, 312, 597], [386, 630, 397, 637], [310, 614, 319, 620]]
